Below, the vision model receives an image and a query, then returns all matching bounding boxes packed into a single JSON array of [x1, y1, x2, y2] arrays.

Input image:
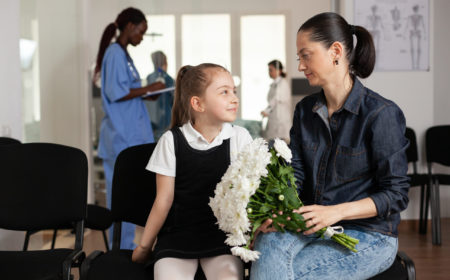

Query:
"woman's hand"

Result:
[[132, 244, 151, 264], [295, 205, 343, 235], [145, 81, 165, 92], [261, 111, 268, 117]]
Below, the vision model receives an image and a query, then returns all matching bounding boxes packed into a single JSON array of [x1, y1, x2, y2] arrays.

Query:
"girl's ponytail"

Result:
[[170, 65, 193, 128], [170, 63, 228, 129], [350, 25, 376, 78]]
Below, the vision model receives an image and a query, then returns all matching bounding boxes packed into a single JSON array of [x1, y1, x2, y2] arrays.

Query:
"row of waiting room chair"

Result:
[[405, 125, 450, 246], [0, 138, 417, 279]]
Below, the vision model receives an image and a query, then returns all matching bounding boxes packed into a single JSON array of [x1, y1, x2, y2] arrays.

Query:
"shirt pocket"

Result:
[[334, 145, 370, 183]]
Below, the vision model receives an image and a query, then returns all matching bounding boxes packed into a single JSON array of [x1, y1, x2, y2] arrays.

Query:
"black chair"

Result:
[[1, 140, 113, 252], [405, 127, 430, 234], [41, 204, 113, 252], [368, 251, 416, 280], [80, 143, 157, 280], [81, 143, 218, 280], [0, 143, 87, 280], [425, 125, 450, 245], [0, 136, 21, 145]]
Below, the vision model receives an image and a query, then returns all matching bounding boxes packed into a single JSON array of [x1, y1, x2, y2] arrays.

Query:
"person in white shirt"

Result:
[[261, 60, 292, 143], [132, 63, 252, 280]]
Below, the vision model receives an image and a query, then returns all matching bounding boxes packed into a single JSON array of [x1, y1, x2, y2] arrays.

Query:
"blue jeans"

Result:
[[250, 227, 397, 280], [103, 158, 136, 250]]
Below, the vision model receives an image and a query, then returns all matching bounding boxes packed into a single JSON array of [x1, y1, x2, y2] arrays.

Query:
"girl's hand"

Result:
[[294, 205, 342, 235], [260, 111, 268, 117], [132, 244, 151, 264], [249, 218, 276, 249]]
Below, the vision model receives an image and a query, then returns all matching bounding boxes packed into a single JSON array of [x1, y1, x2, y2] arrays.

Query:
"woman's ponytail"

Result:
[[94, 7, 146, 78], [94, 23, 117, 76], [299, 12, 377, 79], [350, 25, 376, 78]]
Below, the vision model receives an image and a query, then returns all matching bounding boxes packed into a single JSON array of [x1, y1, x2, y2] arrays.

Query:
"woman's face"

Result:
[[128, 21, 147, 46], [296, 31, 335, 87], [268, 65, 279, 79]]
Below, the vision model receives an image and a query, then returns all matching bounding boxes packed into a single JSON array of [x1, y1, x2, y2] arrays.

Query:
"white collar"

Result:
[[181, 122, 233, 144], [271, 76, 282, 86]]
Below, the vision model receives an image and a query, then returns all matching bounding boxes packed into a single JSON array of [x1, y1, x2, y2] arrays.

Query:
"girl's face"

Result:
[[128, 21, 147, 46], [268, 65, 280, 79], [296, 31, 335, 87], [201, 70, 239, 124]]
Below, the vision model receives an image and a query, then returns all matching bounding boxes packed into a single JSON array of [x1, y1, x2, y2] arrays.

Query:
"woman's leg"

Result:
[[102, 158, 115, 249], [154, 258, 198, 280], [103, 157, 136, 250], [250, 231, 316, 280], [293, 228, 398, 280], [200, 254, 243, 280]]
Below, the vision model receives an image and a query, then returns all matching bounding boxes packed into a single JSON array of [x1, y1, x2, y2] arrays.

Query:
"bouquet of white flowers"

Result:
[[209, 138, 359, 262]]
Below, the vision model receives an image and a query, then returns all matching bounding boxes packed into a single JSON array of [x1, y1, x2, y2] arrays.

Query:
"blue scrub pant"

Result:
[[103, 158, 136, 250]]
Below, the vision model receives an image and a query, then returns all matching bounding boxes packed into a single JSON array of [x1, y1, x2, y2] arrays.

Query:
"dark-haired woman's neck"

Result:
[[323, 73, 353, 116], [116, 34, 129, 50]]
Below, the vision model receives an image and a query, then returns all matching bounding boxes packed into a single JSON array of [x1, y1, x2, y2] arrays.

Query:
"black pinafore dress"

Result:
[[152, 127, 231, 261]]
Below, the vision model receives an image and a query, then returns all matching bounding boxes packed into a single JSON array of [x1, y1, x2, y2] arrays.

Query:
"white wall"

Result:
[[0, 0, 26, 250], [36, 0, 94, 203]]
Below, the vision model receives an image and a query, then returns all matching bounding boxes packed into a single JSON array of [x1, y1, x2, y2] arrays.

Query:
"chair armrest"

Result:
[[80, 250, 105, 280], [397, 251, 416, 280], [62, 249, 86, 280]]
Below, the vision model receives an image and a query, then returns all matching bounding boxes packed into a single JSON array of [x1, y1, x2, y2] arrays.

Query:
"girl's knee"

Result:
[[201, 255, 243, 280]]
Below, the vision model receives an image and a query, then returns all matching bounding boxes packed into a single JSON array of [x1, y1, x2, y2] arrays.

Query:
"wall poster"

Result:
[[354, 0, 429, 71]]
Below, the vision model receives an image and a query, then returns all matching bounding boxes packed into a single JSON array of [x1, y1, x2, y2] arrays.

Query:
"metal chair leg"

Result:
[[419, 184, 425, 234], [23, 231, 31, 251], [52, 229, 58, 249], [431, 177, 441, 245], [102, 230, 110, 251]]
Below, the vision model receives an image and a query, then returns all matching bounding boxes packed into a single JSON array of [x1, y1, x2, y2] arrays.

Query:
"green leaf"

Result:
[[259, 205, 271, 213], [283, 187, 302, 209]]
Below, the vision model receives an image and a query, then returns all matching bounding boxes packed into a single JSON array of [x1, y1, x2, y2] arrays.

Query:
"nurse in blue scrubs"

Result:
[[93, 7, 165, 250]]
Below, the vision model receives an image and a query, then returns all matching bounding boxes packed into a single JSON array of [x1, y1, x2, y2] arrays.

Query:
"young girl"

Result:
[[132, 63, 252, 280]]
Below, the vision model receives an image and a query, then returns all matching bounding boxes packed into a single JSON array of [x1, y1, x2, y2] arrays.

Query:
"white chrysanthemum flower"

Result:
[[225, 231, 247, 246], [231, 247, 261, 262], [273, 138, 292, 163], [209, 138, 272, 261]]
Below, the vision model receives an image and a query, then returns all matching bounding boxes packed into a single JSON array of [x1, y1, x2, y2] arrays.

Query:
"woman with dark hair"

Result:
[[260, 60, 292, 142], [251, 12, 409, 279], [95, 7, 165, 250]]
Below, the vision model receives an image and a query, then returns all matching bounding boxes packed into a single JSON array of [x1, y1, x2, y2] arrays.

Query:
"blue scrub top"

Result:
[[98, 43, 154, 160], [145, 69, 174, 141]]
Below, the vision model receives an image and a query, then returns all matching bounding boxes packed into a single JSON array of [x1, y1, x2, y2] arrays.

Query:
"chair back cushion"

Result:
[[111, 143, 157, 227], [405, 127, 418, 163], [0, 143, 87, 230], [426, 125, 450, 166], [0, 137, 21, 145]]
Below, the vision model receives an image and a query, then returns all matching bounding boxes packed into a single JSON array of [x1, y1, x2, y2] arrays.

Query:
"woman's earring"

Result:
[[334, 60, 339, 66]]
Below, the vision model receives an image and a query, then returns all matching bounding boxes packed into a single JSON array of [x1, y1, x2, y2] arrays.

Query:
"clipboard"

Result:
[[142, 86, 175, 98]]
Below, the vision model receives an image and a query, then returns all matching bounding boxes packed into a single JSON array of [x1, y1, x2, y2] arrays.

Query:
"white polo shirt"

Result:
[[146, 122, 253, 177]]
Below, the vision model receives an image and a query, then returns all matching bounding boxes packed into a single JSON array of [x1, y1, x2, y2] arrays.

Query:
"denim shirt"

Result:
[[289, 78, 410, 236]]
